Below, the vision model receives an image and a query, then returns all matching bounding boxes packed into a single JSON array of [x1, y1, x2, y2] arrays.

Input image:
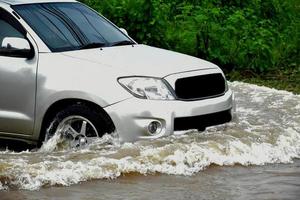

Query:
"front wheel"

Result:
[[43, 103, 112, 149]]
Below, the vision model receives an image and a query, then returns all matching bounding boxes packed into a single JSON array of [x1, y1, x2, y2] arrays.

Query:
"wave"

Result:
[[0, 82, 299, 191]]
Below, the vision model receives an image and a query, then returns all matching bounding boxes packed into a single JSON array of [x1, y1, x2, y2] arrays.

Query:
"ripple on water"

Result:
[[0, 82, 299, 191]]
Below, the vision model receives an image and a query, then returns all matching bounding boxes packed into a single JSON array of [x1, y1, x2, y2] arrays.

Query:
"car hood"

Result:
[[61, 44, 218, 77]]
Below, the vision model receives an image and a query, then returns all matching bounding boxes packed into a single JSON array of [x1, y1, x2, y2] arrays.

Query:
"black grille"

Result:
[[175, 73, 226, 100], [174, 109, 232, 131]]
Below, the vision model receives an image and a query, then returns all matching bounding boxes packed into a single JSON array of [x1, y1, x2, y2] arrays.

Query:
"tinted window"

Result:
[[0, 19, 24, 45], [13, 3, 133, 52], [56, 3, 127, 43]]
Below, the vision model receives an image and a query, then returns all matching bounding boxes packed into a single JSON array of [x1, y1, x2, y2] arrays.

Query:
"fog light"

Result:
[[79, 137, 87, 145], [148, 121, 162, 135]]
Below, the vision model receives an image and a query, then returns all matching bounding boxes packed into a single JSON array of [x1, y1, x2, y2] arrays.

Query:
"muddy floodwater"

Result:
[[0, 82, 300, 200]]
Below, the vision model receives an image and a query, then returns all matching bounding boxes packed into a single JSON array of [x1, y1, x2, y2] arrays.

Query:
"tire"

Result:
[[42, 103, 113, 148]]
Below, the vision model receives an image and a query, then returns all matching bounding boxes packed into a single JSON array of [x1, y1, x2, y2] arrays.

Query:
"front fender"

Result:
[[32, 53, 132, 141]]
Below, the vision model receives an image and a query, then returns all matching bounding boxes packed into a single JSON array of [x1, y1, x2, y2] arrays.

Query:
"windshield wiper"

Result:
[[111, 40, 135, 47], [80, 42, 106, 50]]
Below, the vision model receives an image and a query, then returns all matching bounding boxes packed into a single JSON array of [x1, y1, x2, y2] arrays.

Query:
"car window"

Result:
[[13, 3, 133, 52], [55, 3, 127, 44], [0, 19, 24, 46], [13, 4, 81, 52]]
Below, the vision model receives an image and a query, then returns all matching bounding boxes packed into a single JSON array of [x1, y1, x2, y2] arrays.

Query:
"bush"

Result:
[[80, 0, 299, 73]]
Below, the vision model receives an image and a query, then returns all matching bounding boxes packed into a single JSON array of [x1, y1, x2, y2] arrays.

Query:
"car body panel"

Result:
[[0, 31, 38, 135], [62, 45, 218, 78], [105, 87, 234, 142], [32, 52, 133, 140]]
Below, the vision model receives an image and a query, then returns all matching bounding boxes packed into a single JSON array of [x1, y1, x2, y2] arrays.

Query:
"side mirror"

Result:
[[0, 37, 34, 59], [119, 28, 129, 36]]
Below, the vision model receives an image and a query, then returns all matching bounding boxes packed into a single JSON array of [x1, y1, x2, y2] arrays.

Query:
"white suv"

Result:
[[0, 0, 234, 148]]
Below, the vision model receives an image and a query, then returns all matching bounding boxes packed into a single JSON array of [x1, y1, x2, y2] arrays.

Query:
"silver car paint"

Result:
[[32, 51, 133, 141], [0, 0, 234, 143], [0, 30, 39, 139], [61, 45, 220, 77], [105, 85, 233, 142]]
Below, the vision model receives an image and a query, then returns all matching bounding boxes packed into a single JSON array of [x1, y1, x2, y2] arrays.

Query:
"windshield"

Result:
[[13, 3, 134, 52]]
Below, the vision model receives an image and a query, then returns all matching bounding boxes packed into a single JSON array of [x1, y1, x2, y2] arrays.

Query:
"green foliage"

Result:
[[80, 0, 299, 73]]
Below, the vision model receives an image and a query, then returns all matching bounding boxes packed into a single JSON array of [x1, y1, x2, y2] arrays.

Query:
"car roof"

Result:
[[0, 0, 77, 5]]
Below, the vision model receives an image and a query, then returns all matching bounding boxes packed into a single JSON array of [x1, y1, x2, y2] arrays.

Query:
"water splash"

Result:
[[0, 182, 7, 191], [39, 131, 64, 153], [0, 82, 299, 191]]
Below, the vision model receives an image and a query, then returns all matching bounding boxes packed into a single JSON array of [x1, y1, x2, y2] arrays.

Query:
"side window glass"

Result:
[[0, 18, 24, 46]]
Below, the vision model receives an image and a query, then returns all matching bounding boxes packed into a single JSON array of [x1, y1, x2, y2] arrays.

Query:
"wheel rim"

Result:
[[56, 115, 99, 148]]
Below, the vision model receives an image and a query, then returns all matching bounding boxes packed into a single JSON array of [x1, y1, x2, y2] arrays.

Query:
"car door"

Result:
[[0, 8, 37, 136]]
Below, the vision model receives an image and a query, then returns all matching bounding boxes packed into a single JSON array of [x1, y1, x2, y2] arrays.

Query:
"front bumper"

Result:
[[104, 89, 234, 142]]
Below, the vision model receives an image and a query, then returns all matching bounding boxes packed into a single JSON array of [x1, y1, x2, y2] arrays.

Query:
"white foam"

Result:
[[39, 131, 63, 153], [230, 81, 299, 96], [1, 127, 298, 191], [1, 82, 300, 190], [0, 182, 7, 191]]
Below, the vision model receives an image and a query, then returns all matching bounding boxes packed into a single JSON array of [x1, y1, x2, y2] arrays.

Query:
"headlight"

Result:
[[118, 77, 175, 100], [225, 80, 229, 92]]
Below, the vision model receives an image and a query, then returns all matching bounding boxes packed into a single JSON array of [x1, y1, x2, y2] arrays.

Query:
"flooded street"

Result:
[[0, 82, 300, 199], [2, 161, 299, 200]]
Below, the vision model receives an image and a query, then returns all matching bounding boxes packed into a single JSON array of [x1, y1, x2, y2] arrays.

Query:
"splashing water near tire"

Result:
[[0, 82, 299, 191]]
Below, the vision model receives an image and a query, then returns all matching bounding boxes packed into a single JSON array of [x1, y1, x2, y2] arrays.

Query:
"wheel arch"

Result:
[[35, 98, 116, 144]]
